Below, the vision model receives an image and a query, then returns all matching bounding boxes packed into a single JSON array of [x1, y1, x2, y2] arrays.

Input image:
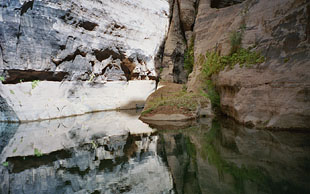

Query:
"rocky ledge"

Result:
[[0, 80, 155, 122], [139, 82, 213, 127]]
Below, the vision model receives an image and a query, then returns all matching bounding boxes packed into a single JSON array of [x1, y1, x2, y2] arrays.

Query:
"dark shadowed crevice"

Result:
[[93, 48, 125, 62], [52, 49, 87, 66], [2, 69, 69, 84], [307, 5, 310, 43], [7, 149, 72, 173], [210, 0, 244, 9], [0, 123, 19, 154], [78, 21, 98, 31], [0, 96, 19, 122], [175, 0, 187, 43], [20, 0, 34, 16], [0, 43, 7, 64]]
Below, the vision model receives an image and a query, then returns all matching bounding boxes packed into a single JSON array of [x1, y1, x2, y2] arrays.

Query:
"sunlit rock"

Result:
[[0, 80, 156, 122]]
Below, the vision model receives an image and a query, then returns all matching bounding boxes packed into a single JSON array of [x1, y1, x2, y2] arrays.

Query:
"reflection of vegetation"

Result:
[[184, 136, 202, 194], [2, 162, 9, 167], [91, 140, 98, 149], [200, 120, 270, 193], [199, 120, 310, 194], [159, 119, 309, 194], [185, 137, 197, 163]]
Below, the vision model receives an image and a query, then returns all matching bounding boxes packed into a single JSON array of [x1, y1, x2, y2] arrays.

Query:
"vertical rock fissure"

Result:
[[307, 5, 310, 43], [191, 0, 200, 32], [176, 0, 187, 43], [0, 43, 7, 64], [20, 0, 34, 16], [15, 20, 21, 53]]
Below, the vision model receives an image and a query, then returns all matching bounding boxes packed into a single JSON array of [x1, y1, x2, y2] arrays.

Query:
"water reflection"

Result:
[[0, 111, 174, 194], [158, 118, 310, 194], [1, 112, 310, 194]]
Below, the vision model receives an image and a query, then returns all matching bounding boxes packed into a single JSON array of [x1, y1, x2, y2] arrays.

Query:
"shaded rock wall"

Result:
[[187, 0, 310, 129], [159, 0, 198, 83]]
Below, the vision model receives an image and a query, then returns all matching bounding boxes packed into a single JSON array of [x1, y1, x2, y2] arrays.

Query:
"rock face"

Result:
[[0, 0, 170, 80], [161, 0, 187, 83], [0, 0, 170, 121], [188, 0, 310, 129], [0, 80, 155, 122], [159, 0, 198, 83]]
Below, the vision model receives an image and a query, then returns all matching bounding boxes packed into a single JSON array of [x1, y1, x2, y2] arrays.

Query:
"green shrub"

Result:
[[203, 52, 224, 77], [34, 148, 43, 157], [205, 80, 220, 108], [31, 80, 40, 89], [0, 76, 4, 82], [230, 31, 243, 54], [201, 48, 264, 110], [184, 37, 195, 75], [203, 48, 264, 77], [141, 90, 204, 115]]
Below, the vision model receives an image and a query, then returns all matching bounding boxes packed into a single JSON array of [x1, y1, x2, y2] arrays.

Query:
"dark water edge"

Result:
[[0, 111, 310, 194]]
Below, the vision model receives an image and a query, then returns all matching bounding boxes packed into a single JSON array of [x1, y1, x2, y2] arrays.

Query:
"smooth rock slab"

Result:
[[0, 80, 156, 122]]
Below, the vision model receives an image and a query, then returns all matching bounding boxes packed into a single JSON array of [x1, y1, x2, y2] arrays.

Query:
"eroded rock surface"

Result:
[[0, 0, 170, 81], [0, 0, 171, 121], [188, 0, 310, 129]]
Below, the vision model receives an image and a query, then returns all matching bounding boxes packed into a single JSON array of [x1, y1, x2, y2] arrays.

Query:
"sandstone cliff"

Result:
[[187, 0, 310, 129]]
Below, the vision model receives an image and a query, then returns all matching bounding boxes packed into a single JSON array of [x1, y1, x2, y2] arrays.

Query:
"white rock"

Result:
[[0, 80, 156, 122]]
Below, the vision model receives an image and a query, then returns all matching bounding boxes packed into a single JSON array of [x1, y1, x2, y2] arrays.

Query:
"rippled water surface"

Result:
[[0, 111, 309, 194]]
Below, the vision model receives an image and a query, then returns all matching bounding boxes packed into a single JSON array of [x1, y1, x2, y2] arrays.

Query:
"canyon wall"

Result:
[[187, 0, 310, 129], [0, 0, 170, 122]]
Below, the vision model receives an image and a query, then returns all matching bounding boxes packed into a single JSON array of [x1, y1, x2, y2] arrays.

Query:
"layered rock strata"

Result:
[[188, 0, 310, 129], [0, 0, 170, 122]]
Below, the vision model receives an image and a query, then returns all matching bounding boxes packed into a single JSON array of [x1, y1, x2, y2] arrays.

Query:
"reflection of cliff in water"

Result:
[[0, 111, 174, 194], [1, 111, 310, 194], [159, 118, 310, 194]]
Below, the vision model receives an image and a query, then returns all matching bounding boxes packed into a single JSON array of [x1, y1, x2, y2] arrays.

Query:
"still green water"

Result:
[[0, 111, 309, 194]]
